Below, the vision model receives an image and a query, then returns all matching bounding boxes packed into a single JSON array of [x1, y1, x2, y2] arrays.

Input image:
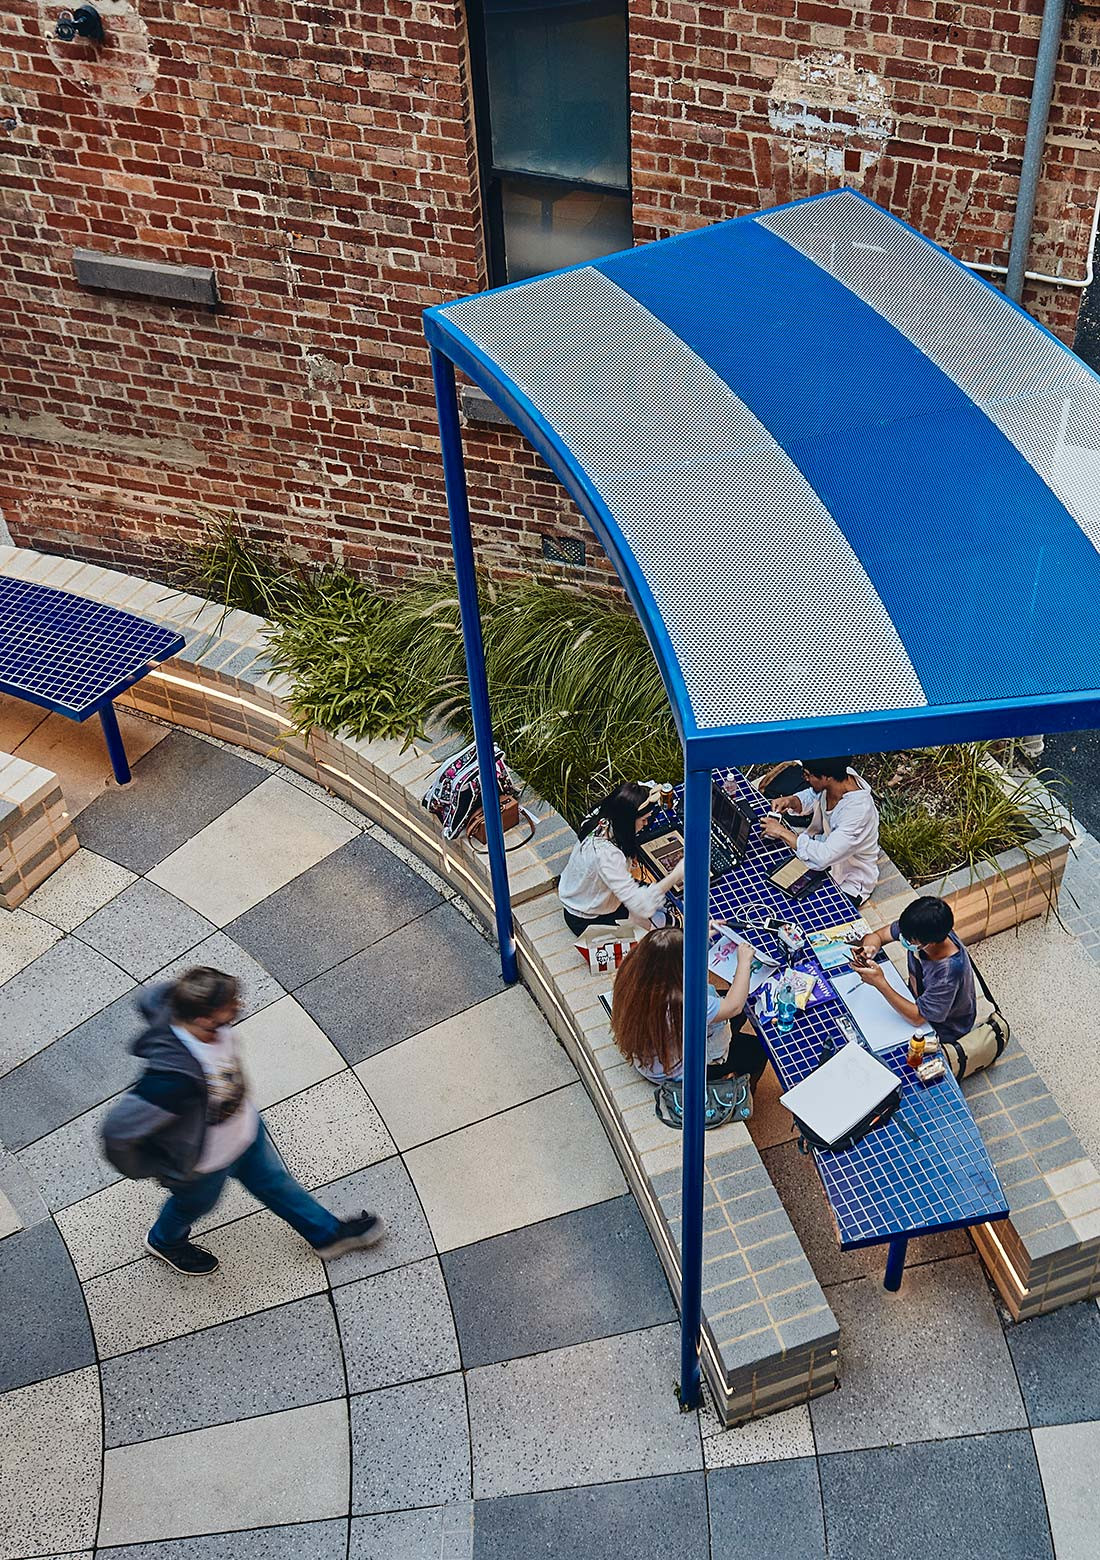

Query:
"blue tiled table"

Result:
[[672, 770, 1008, 1291], [0, 576, 184, 784]]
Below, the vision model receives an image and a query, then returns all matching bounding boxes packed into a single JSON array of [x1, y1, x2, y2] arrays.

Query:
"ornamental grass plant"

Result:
[[185, 520, 1069, 867]]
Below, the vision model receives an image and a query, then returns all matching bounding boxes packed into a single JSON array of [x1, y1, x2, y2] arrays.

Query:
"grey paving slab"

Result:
[[350, 1509, 446, 1560], [96, 1521, 348, 1558], [99, 1397, 349, 1546], [233, 995, 346, 1110], [0, 987, 149, 1152], [700, 1400, 816, 1470], [336, 1257, 460, 1392], [75, 880, 215, 979], [149, 775, 359, 926], [101, 1293, 345, 1446], [760, 1140, 972, 1286], [1004, 1298, 1100, 1427], [350, 1373, 471, 1514], [1034, 1420, 1100, 1560], [442, 1194, 675, 1366], [708, 1457, 825, 1560], [318, 1157, 438, 1288], [0, 937, 133, 1076], [356, 985, 577, 1150], [819, 1431, 1053, 1560], [0, 905, 62, 985], [473, 1472, 709, 1560], [0, 1219, 95, 1392], [297, 900, 505, 1065], [16, 1096, 119, 1210], [57, 1171, 257, 1281], [264, 1070, 396, 1189], [152, 931, 284, 1019], [225, 831, 441, 989], [810, 1255, 1026, 1454], [20, 846, 135, 931], [84, 1208, 327, 1357], [0, 1366, 101, 1560], [466, 1324, 702, 1499], [76, 729, 265, 874]]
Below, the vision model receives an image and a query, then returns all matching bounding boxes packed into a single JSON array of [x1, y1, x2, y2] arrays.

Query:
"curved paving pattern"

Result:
[[0, 722, 1098, 1557]]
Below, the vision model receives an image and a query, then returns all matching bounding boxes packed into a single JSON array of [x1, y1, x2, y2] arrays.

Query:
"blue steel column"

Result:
[[99, 701, 132, 785], [430, 348, 518, 985], [678, 764, 711, 1408]]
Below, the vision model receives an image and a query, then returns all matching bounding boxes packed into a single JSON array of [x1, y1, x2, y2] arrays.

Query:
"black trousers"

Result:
[[707, 1020, 768, 1086], [562, 905, 629, 937]]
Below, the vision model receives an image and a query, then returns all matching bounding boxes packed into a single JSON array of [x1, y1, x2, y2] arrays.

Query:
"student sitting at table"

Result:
[[611, 927, 769, 1089], [558, 782, 685, 936], [855, 895, 976, 1043], [760, 755, 880, 907]]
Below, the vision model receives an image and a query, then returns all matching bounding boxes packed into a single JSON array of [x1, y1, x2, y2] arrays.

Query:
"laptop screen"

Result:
[[711, 783, 753, 855]]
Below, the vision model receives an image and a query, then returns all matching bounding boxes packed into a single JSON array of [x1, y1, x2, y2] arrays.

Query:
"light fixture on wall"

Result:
[[54, 5, 104, 43]]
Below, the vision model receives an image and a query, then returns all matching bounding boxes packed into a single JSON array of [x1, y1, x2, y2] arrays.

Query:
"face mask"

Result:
[[899, 934, 921, 954]]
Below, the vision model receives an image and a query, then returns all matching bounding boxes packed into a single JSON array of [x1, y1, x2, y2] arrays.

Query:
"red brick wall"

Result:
[[1, 0, 1098, 589]]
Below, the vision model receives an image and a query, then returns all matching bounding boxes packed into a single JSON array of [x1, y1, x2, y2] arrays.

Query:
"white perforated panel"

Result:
[[441, 269, 926, 731], [758, 191, 1100, 555]]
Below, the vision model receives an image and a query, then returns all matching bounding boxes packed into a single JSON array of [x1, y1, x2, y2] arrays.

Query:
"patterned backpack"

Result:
[[423, 740, 514, 840]]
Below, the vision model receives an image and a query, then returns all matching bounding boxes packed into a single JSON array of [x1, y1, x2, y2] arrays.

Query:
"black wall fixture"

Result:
[[54, 5, 104, 42]]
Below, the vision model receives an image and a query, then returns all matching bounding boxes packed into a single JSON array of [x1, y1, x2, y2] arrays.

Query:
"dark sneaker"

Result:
[[313, 1211, 386, 1260], [144, 1234, 220, 1275]]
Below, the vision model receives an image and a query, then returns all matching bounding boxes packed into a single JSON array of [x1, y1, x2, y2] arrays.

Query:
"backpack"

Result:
[[654, 1075, 753, 1132], [423, 740, 514, 840]]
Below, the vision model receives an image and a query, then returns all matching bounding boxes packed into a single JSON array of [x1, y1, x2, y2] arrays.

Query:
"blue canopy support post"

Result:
[[678, 763, 712, 1410], [429, 347, 519, 986], [98, 701, 132, 785]]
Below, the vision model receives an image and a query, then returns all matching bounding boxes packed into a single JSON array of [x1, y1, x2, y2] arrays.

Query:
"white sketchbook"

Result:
[[831, 960, 933, 1053]]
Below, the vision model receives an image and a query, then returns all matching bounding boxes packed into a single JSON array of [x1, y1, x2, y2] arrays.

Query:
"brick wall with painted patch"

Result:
[[1, 0, 1098, 586]]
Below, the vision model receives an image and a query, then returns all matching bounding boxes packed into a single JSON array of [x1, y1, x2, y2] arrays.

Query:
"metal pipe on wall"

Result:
[[1005, 0, 1068, 302]]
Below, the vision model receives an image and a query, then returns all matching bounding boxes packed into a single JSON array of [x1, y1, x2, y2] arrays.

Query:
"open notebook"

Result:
[[831, 959, 933, 1053]]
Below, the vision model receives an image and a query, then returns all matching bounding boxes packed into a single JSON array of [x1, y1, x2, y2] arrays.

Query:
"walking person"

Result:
[[102, 968, 385, 1275]]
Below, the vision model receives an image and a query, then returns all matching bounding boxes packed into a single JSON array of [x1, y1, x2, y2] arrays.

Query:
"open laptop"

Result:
[[637, 782, 755, 884]]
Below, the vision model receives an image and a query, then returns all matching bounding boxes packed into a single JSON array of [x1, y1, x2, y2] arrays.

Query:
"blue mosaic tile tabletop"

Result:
[[0, 576, 184, 719], [669, 770, 1008, 1249]]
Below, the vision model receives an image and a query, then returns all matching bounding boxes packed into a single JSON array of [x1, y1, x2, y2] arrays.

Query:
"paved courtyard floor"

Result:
[[1, 709, 1099, 1557]]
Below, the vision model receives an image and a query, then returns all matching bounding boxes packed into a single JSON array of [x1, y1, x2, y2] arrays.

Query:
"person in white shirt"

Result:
[[558, 781, 685, 936], [761, 755, 880, 905]]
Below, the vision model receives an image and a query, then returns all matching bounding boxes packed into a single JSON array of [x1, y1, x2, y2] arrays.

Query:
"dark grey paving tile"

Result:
[[708, 1456, 824, 1560], [442, 1194, 675, 1367], [96, 1518, 347, 1557], [225, 833, 441, 989], [0, 1219, 95, 1392], [76, 880, 215, 980], [1004, 1299, 1100, 1427], [76, 729, 265, 874], [0, 988, 147, 1152], [319, 1158, 438, 1288], [297, 902, 504, 1065], [350, 1373, 471, 1513], [819, 1431, 1053, 1560], [473, 1472, 709, 1560], [100, 1294, 345, 1447]]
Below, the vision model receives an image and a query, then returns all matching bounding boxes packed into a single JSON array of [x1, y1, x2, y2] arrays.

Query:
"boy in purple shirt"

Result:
[[856, 896, 976, 1043]]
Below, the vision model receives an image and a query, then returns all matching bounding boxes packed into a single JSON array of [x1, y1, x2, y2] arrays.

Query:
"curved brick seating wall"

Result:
[[4, 546, 1097, 1425]]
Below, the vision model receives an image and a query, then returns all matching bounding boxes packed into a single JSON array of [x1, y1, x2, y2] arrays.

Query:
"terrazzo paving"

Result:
[[0, 720, 1098, 1556]]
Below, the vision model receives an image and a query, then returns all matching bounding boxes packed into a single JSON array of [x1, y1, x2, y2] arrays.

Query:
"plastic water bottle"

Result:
[[776, 970, 798, 1034]]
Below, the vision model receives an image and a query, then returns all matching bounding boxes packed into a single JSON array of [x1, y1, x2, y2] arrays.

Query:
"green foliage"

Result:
[[185, 514, 310, 623], [861, 744, 1067, 886]]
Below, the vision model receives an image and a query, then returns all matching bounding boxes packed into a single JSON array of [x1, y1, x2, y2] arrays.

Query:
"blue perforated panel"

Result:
[[671, 771, 1008, 1248], [0, 577, 183, 719]]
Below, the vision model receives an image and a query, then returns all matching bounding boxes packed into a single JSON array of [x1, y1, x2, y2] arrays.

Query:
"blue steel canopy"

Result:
[[425, 188, 1100, 769]]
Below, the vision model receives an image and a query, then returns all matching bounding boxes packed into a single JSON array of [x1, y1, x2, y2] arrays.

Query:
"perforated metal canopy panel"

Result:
[[426, 190, 1100, 757], [0, 576, 184, 719]]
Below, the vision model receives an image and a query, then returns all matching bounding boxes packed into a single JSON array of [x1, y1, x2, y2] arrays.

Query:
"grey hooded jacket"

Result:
[[100, 984, 210, 1186]]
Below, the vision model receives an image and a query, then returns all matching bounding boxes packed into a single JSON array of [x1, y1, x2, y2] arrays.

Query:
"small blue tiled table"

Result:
[[0, 576, 184, 784], [673, 770, 1008, 1291]]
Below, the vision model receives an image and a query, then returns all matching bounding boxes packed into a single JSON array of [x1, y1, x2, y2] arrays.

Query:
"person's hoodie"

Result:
[[100, 983, 210, 1185]]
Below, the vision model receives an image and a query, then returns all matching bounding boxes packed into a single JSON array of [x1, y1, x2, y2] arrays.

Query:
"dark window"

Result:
[[467, 0, 632, 285]]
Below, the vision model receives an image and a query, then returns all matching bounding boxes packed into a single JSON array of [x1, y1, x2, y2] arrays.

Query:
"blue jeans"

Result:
[[149, 1121, 342, 1250]]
